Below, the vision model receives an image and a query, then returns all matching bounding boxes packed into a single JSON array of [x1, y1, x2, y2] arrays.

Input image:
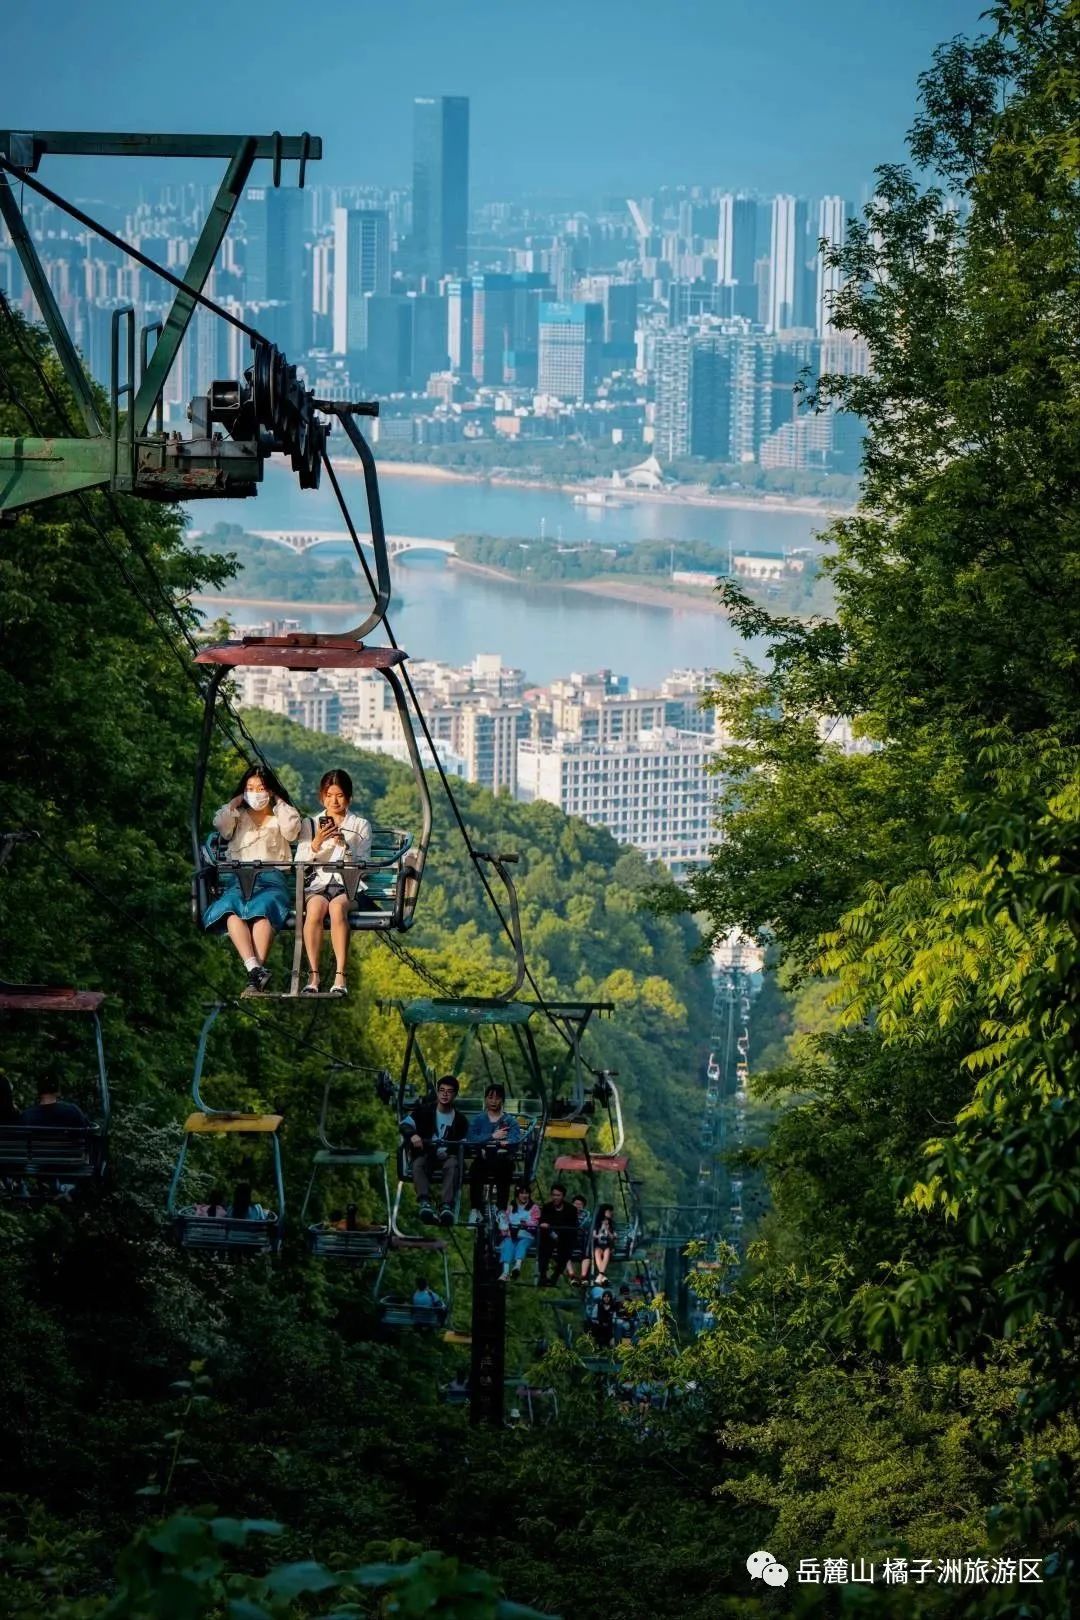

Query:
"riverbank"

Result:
[[336, 456, 850, 520], [447, 555, 728, 615]]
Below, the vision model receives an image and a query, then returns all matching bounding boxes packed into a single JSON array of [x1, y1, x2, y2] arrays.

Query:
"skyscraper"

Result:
[[716, 194, 759, 320], [537, 302, 603, 402], [409, 291, 450, 386], [471, 273, 515, 385], [815, 196, 849, 339], [244, 186, 309, 355], [412, 95, 469, 281], [447, 278, 473, 372], [333, 208, 390, 354], [768, 195, 812, 333], [360, 294, 413, 393]]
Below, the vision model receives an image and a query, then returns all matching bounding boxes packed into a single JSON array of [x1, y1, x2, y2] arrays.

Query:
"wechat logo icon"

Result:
[[747, 1550, 789, 1587]]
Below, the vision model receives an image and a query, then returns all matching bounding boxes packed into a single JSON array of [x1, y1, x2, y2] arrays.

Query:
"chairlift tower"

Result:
[[0, 129, 371, 515]]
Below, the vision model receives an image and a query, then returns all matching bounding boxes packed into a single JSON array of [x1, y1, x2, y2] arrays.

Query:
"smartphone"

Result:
[[318, 814, 334, 831]]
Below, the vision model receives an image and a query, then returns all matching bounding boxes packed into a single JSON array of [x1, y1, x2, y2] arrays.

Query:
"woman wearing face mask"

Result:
[[202, 765, 301, 992]]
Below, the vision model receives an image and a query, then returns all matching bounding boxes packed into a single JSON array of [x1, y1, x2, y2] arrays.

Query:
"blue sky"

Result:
[[8, 0, 991, 201]]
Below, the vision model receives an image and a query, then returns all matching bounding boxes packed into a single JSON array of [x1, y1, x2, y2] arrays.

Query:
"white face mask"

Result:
[[244, 789, 271, 810]]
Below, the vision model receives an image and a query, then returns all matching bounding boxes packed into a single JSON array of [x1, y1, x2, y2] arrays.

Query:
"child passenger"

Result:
[[296, 769, 372, 997]]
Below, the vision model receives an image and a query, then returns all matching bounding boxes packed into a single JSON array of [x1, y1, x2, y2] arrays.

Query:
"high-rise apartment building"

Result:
[[412, 95, 469, 281], [653, 329, 693, 460], [537, 301, 603, 402], [815, 195, 849, 339], [332, 207, 390, 354], [517, 728, 714, 875], [690, 336, 734, 461], [768, 195, 812, 332], [728, 334, 775, 461]]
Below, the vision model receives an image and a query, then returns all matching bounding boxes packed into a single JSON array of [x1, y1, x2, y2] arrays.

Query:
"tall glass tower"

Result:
[[412, 95, 470, 281]]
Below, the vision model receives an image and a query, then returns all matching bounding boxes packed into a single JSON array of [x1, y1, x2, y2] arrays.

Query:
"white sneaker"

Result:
[[468, 1209, 482, 1226], [499, 1267, 510, 1282]]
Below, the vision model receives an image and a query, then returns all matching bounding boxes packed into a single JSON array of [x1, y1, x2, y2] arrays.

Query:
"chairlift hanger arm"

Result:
[[0, 131, 321, 169], [472, 851, 525, 1002]]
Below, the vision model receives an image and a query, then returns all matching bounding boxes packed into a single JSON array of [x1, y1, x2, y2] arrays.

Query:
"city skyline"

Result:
[[7, 0, 989, 201]]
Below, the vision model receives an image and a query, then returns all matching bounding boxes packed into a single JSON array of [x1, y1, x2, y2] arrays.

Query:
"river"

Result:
[[187, 461, 832, 685]]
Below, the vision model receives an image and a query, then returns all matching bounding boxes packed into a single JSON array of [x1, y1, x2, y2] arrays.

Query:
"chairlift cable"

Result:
[[323, 452, 576, 1052]]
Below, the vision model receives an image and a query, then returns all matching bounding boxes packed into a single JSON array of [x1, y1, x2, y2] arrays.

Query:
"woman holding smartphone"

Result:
[[592, 1203, 617, 1287], [295, 768, 372, 996]]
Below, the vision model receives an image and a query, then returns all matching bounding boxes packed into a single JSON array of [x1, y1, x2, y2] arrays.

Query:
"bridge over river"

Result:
[[239, 530, 457, 559]]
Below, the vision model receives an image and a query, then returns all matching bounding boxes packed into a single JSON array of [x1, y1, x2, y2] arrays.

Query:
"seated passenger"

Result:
[[194, 1187, 229, 1218], [411, 1277, 445, 1312], [592, 1203, 617, 1287], [497, 1184, 540, 1281], [466, 1084, 522, 1222], [400, 1074, 468, 1227], [614, 1284, 635, 1344], [566, 1193, 592, 1285], [296, 768, 372, 998], [202, 766, 301, 993], [0, 1075, 18, 1123], [230, 1181, 268, 1221], [18, 1082, 90, 1129], [591, 1288, 616, 1349], [536, 1183, 579, 1287]]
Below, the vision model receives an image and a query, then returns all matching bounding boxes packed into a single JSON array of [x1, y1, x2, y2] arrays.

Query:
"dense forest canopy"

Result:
[[2, 2, 1080, 1615]]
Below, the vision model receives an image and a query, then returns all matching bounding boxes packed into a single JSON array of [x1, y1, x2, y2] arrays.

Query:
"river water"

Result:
[[187, 461, 832, 685]]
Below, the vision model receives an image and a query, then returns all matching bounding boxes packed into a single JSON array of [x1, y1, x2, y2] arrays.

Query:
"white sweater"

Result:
[[212, 800, 302, 864], [295, 811, 373, 892]]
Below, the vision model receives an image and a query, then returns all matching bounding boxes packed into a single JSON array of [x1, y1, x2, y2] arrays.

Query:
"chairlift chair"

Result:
[[301, 1071, 392, 1262], [166, 1002, 284, 1252], [386, 990, 549, 1237], [375, 1231, 452, 1329], [191, 643, 433, 996], [0, 986, 110, 1195]]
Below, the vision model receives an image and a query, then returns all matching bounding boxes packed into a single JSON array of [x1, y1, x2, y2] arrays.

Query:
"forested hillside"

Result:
[[2, 5, 1080, 1616]]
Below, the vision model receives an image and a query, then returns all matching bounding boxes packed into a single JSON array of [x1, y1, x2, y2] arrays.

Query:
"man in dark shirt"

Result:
[[399, 1074, 468, 1227], [18, 1084, 89, 1129], [537, 1182, 579, 1286]]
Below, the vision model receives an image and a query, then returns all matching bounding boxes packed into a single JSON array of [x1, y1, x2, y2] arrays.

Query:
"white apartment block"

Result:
[[517, 726, 715, 876]]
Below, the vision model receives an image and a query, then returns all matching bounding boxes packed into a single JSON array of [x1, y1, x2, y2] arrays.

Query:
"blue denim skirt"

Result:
[[203, 870, 292, 932]]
